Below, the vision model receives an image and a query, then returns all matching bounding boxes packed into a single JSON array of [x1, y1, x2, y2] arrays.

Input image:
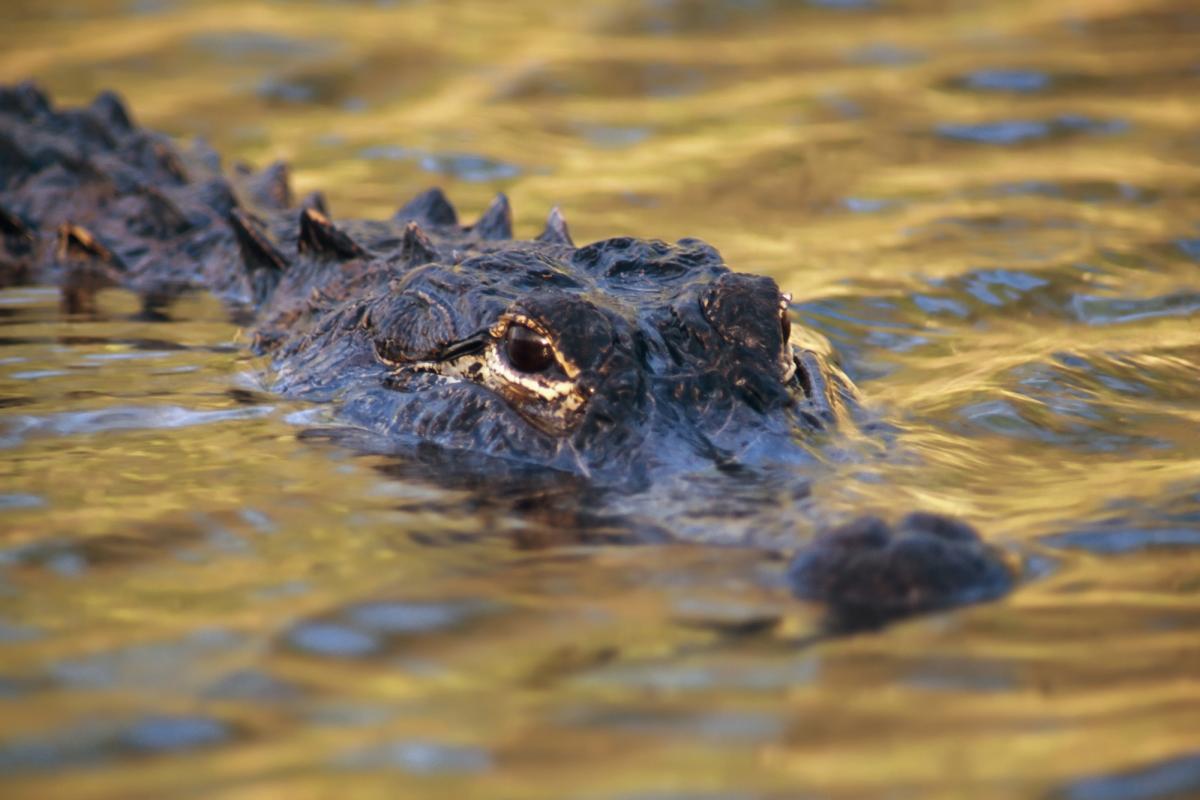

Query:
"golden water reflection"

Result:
[[2, 0, 1199, 797]]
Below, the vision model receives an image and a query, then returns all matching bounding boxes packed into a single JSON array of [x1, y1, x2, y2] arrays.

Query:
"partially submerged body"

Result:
[[0, 81, 1015, 627]]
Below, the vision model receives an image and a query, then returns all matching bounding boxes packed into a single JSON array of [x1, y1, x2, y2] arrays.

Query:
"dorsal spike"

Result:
[[0, 85, 24, 117], [0, 131, 33, 190], [395, 187, 458, 227], [0, 205, 32, 249], [124, 136, 189, 184], [537, 206, 574, 247], [18, 81, 50, 116], [62, 147, 113, 186], [56, 222, 121, 316], [473, 193, 512, 240], [298, 208, 365, 261], [229, 209, 287, 305], [56, 223, 124, 271], [89, 90, 134, 136], [0, 81, 50, 119], [400, 221, 437, 264], [55, 109, 117, 151], [244, 160, 292, 210], [198, 178, 238, 217], [1, 205, 35, 278], [155, 141, 188, 183], [300, 191, 328, 216], [189, 138, 221, 172], [230, 210, 286, 273], [129, 187, 192, 238]]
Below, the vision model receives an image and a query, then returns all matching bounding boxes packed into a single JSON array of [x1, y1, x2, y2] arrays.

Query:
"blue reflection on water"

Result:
[[849, 42, 925, 65], [0, 715, 231, 773], [964, 69, 1050, 93], [347, 599, 493, 634], [121, 716, 230, 753], [1044, 528, 1200, 554], [0, 493, 44, 510], [936, 115, 1128, 145], [203, 669, 304, 703], [937, 120, 1051, 145], [843, 197, 894, 214], [287, 622, 381, 658], [1062, 752, 1200, 800], [360, 145, 522, 182], [1071, 291, 1200, 325], [336, 739, 492, 774]]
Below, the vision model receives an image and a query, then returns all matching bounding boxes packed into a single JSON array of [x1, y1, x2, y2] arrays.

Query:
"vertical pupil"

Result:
[[505, 324, 554, 373]]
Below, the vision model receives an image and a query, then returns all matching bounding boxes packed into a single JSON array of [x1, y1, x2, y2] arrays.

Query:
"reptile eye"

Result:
[[504, 323, 554, 373]]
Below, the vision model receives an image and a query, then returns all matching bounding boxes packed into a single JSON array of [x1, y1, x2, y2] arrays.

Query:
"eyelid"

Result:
[[435, 332, 490, 362], [489, 313, 550, 341], [490, 313, 581, 379]]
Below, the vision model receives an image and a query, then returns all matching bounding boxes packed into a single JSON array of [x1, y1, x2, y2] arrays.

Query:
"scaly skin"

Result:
[[0, 81, 1016, 627]]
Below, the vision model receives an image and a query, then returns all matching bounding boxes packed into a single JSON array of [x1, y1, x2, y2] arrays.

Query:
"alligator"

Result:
[[0, 81, 1015, 629]]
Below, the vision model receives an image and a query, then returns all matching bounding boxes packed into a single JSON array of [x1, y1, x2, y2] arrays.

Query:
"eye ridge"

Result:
[[503, 322, 555, 374]]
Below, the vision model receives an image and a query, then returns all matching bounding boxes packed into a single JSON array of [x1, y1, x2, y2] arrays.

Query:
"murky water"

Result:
[[2, 0, 1200, 797]]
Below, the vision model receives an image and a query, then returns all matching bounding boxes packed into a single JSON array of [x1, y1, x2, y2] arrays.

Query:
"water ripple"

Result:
[[1058, 753, 1200, 800], [335, 739, 491, 774], [936, 115, 1129, 145], [962, 69, 1051, 93], [0, 405, 275, 448]]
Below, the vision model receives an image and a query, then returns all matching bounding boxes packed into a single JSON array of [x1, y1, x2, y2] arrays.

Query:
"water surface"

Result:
[[2, 0, 1199, 797]]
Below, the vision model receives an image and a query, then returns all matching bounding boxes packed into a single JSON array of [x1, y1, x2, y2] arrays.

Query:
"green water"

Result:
[[2, 0, 1199, 797]]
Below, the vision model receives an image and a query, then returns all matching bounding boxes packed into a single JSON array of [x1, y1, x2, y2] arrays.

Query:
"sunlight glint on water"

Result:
[[1, 0, 1199, 797]]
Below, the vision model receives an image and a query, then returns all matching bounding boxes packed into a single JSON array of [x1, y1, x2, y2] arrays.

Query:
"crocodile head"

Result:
[[265, 211, 856, 487]]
